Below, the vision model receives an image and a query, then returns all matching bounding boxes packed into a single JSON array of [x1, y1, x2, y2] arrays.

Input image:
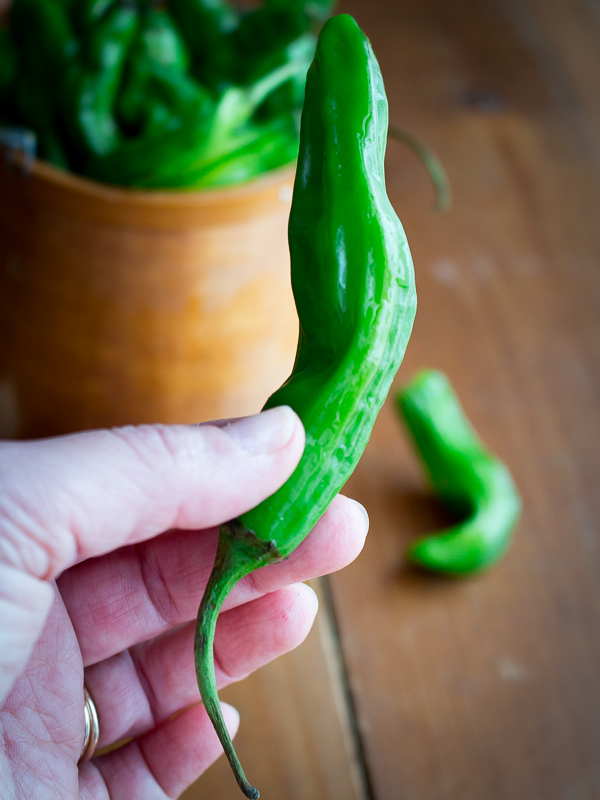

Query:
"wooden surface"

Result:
[[187, 0, 600, 798]]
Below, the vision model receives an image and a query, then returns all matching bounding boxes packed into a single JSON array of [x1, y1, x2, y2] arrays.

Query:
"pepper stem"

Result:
[[194, 519, 282, 799]]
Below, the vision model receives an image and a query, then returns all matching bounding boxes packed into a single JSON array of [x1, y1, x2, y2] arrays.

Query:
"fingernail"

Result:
[[221, 702, 240, 735], [224, 406, 299, 455], [350, 498, 370, 533]]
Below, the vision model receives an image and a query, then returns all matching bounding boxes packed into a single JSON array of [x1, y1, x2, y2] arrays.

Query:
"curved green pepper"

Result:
[[194, 14, 416, 798], [396, 369, 521, 574]]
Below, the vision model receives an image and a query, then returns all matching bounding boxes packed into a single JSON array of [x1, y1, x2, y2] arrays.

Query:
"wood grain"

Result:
[[328, 0, 600, 798]]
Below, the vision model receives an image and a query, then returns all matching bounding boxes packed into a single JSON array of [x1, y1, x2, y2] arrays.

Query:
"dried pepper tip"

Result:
[[396, 369, 521, 575]]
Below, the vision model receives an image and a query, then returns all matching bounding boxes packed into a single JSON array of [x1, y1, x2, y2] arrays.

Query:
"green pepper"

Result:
[[10, 0, 79, 70], [160, 117, 299, 189], [60, 4, 138, 160], [12, 73, 69, 167], [136, 7, 191, 73], [89, 57, 305, 187], [167, 0, 239, 89], [194, 14, 417, 798], [396, 370, 521, 574], [266, 0, 337, 24], [117, 9, 206, 136], [0, 29, 18, 104], [8, 0, 77, 166], [258, 32, 317, 114], [228, 3, 310, 78], [71, 0, 116, 39]]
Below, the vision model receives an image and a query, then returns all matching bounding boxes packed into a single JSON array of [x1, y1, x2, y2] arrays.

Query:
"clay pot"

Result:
[[0, 158, 298, 439]]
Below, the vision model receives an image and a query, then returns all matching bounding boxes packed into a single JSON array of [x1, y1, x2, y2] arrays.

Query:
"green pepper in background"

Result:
[[161, 116, 299, 189], [116, 7, 209, 139], [396, 370, 521, 575], [167, 0, 239, 90], [228, 1, 332, 120], [10, 0, 78, 69], [59, 4, 139, 161], [194, 14, 416, 797], [9, 0, 78, 166], [228, 2, 311, 79], [71, 0, 115, 39], [135, 7, 191, 73], [89, 56, 306, 187], [0, 29, 18, 111], [0, 0, 338, 189]]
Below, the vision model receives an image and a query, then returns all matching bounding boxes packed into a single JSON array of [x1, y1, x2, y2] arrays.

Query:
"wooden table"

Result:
[[184, 1, 600, 798]]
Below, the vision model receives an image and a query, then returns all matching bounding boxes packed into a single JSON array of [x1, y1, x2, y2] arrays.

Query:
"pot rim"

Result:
[[2, 149, 296, 228], [20, 154, 296, 206]]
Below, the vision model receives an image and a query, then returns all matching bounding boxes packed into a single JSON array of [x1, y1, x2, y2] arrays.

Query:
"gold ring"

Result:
[[79, 686, 100, 763]]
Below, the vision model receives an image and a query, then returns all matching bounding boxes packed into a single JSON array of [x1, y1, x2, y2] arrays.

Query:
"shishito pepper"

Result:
[[396, 370, 521, 574], [116, 7, 209, 138], [59, 3, 139, 160], [8, 0, 78, 166], [167, 0, 239, 89], [87, 58, 306, 187], [0, 29, 18, 107], [194, 14, 417, 798]]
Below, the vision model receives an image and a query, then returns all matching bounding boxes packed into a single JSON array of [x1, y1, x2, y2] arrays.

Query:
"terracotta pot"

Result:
[[0, 158, 298, 439]]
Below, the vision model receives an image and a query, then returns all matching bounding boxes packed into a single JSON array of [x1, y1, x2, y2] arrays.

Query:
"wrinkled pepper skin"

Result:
[[194, 14, 416, 799], [396, 370, 521, 574]]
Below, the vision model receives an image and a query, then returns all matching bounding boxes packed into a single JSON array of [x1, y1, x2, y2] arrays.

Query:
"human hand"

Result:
[[0, 407, 368, 799]]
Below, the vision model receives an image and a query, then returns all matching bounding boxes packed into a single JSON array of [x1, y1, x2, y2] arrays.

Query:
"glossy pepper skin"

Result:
[[194, 14, 416, 798], [396, 370, 521, 574]]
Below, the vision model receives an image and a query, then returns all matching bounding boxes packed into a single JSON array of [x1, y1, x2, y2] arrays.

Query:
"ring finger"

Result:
[[83, 582, 318, 750]]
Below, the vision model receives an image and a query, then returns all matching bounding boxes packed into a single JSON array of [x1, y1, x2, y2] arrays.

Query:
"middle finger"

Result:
[[84, 583, 318, 749], [58, 494, 367, 666]]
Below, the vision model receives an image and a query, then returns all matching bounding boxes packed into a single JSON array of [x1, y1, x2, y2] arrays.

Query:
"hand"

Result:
[[0, 407, 368, 799]]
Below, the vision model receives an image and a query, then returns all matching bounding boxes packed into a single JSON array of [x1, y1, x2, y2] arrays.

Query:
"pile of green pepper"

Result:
[[0, 0, 335, 188]]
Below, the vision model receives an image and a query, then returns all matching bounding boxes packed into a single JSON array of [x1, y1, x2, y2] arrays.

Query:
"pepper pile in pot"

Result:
[[0, 0, 335, 188]]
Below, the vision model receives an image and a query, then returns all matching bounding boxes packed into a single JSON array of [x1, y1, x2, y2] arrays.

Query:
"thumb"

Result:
[[0, 562, 55, 706], [0, 407, 304, 703], [0, 406, 304, 581]]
